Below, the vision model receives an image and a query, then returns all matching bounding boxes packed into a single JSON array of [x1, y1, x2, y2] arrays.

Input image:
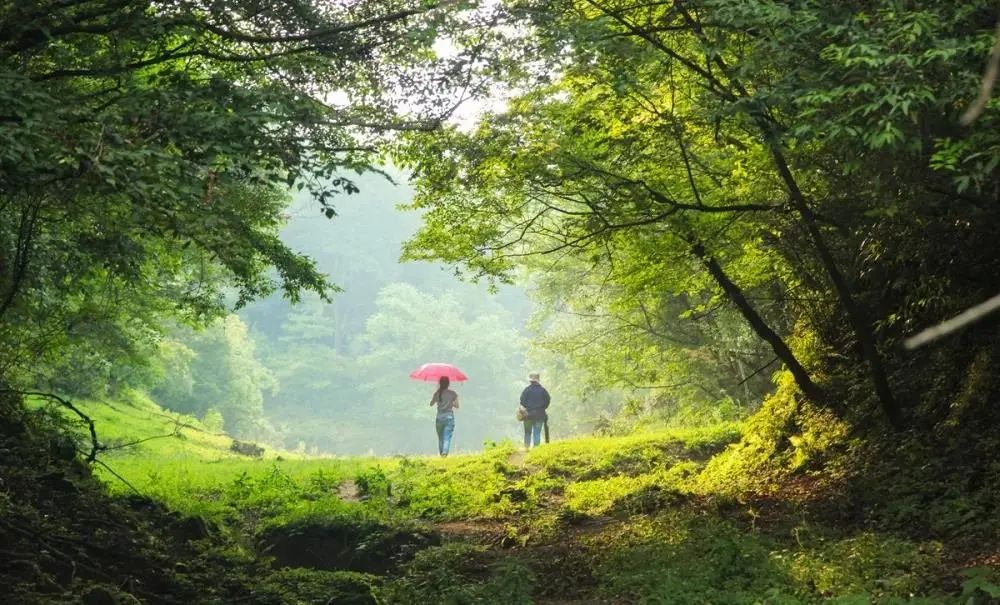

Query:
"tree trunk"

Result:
[[670, 1, 905, 429], [0, 203, 40, 321], [585, 1, 903, 427], [690, 241, 826, 405], [767, 146, 904, 429]]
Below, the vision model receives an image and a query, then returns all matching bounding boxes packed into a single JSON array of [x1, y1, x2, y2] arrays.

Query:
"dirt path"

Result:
[[507, 448, 528, 467], [535, 597, 613, 605], [337, 479, 361, 503], [435, 519, 511, 546]]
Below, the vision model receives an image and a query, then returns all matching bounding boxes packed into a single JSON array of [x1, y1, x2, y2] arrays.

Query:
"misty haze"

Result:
[[232, 172, 535, 455]]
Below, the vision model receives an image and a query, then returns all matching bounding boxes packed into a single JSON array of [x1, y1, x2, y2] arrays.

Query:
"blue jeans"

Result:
[[436, 416, 455, 456], [523, 419, 544, 448]]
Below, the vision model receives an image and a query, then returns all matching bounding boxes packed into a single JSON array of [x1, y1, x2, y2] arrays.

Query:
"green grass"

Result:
[[35, 389, 239, 460], [563, 463, 697, 516], [30, 390, 385, 522], [526, 423, 741, 480], [375, 543, 535, 605], [41, 392, 1000, 604], [577, 512, 958, 604]]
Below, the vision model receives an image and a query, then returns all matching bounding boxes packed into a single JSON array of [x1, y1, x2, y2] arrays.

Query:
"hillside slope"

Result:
[[5, 393, 1000, 604]]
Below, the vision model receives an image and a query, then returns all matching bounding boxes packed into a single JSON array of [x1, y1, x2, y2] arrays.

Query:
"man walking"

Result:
[[519, 372, 550, 449]]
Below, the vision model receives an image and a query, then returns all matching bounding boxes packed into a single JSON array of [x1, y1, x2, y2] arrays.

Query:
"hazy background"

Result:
[[150, 171, 554, 455], [138, 169, 758, 455]]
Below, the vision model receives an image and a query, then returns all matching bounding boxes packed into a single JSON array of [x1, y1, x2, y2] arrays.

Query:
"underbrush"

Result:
[[29, 389, 241, 461], [375, 543, 534, 604], [355, 442, 518, 520], [563, 462, 697, 517], [18, 387, 1000, 604], [255, 569, 378, 605], [528, 423, 741, 481], [697, 373, 856, 498], [109, 456, 386, 525], [845, 435, 1000, 546], [582, 511, 975, 604]]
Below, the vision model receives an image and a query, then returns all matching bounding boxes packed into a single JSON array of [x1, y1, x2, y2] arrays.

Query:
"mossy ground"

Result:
[[14, 392, 1000, 604]]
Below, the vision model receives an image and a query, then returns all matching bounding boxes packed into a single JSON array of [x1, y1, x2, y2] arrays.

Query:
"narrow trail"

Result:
[[506, 448, 528, 467], [434, 449, 533, 547], [336, 478, 362, 503], [432, 447, 618, 604]]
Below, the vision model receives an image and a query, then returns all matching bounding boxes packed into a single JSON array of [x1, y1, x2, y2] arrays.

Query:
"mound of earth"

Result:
[[260, 520, 440, 574]]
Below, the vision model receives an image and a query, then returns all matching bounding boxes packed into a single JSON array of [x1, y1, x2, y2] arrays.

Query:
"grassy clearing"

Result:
[[526, 423, 740, 478], [31, 390, 383, 523], [48, 394, 1000, 604], [33, 389, 238, 460]]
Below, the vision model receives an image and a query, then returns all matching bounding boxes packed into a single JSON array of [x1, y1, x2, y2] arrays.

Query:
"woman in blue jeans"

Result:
[[429, 376, 459, 456]]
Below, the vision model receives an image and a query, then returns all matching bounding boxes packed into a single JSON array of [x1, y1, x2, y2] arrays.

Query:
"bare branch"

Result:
[[961, 19, 1000, 125], [904, 293, 1000, 349], [91, 458, 142, 495], [201, 3, 448, 45], [735, 356, 779, 386], [1, 389, 102, 462]]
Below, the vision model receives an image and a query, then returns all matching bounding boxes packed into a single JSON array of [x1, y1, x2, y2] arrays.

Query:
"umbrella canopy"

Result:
[[409, 362, 468, 382]]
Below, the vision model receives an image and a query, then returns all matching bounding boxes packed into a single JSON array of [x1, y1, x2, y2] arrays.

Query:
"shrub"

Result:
[[375, 543, 534, 604]]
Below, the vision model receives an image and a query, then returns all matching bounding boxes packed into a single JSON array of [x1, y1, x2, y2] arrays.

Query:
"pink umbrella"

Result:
[[409, 362, 468, 382]]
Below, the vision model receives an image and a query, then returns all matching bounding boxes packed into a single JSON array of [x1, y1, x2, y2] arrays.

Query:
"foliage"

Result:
[[246, 279, 528, 454], [353, 283, 526, 444], [222, 175, 537, 454], [527, 423, 740, 479], [589, 512, 794, 604], [524, 255, 778, 430], [4, 1, 1000, 603], [27, 390, 998, 604], [375, 544, 535, 605], [698, 369, 855, 496], [256, 569, 378, 605], [396, 0, 1000, 435], [782, 534, 946, 598], [563, 466, 693, 517], [369, 443, 519, 520], [0, 0, 476, 438], [151, 315, 278, 438], [961, 568, 1000, 604]]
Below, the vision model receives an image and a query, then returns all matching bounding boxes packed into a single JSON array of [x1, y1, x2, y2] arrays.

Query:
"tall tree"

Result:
[[398, 0, 1000, 430], [399, 47, 828, 411], [150, 316, 276, 437], [0, 1, 473, 398]]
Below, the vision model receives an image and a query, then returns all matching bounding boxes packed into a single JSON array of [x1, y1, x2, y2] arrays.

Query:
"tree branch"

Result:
[[1, 389, 102, 462], [201, 2, 452, 45]]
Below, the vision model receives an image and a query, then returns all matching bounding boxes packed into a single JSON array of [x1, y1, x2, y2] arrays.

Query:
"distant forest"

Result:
[[144, 171, 771, 454], [150, 172, 536, 454]]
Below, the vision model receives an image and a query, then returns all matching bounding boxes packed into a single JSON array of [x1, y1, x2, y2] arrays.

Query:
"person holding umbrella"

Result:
[[519, 372, 550, 450], [411, 363, 467, 457], [429, 376, 459, 457]]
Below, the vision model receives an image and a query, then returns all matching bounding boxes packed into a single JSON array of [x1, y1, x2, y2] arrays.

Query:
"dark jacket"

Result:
[[519, 382, 550, 421]]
